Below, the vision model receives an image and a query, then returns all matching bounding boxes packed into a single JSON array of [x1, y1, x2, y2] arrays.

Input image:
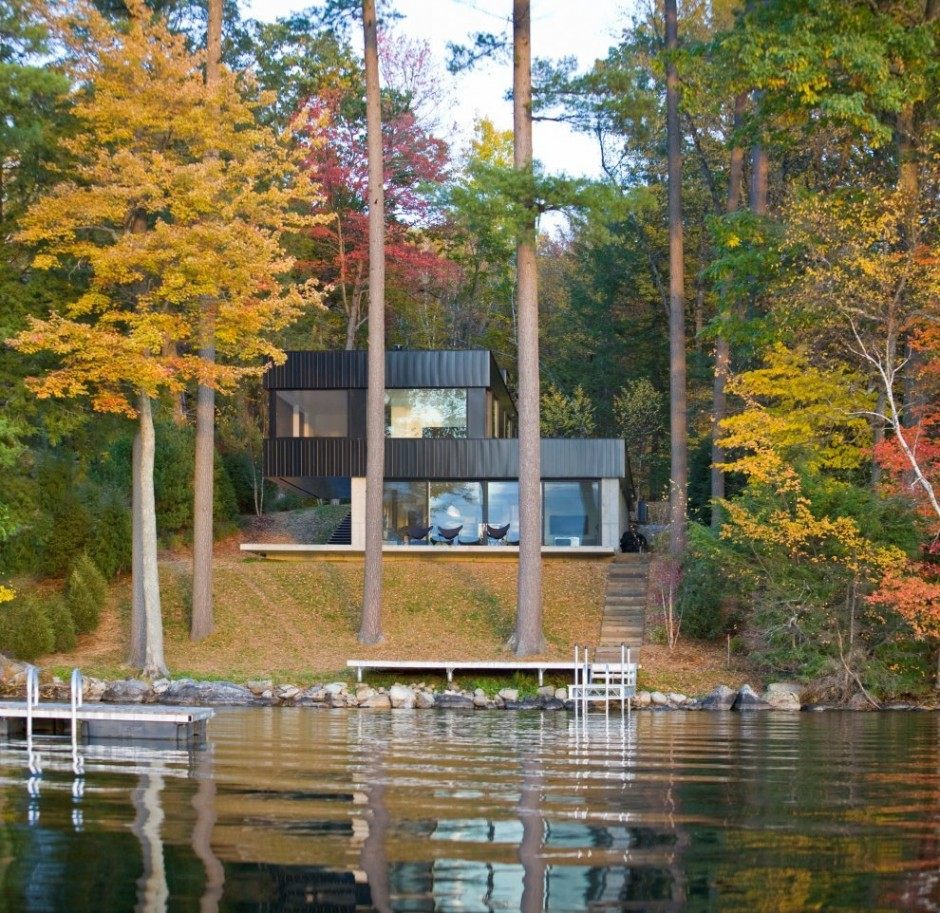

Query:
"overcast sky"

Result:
[[242, 0, 635, 180]]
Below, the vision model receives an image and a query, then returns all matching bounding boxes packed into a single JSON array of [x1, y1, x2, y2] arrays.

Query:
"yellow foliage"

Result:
[[0, 586, 14, 605], [8, 1, 325, 413], [718, 344, 874, 477]]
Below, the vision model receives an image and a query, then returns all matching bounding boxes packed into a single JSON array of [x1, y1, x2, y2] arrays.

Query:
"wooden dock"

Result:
[[0, 700, 214, 744]]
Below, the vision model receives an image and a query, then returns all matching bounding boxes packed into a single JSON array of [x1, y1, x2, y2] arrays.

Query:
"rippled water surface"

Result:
[[0, 709, 937, 911]]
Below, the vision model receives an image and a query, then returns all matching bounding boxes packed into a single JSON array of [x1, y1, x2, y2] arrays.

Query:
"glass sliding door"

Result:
[[485, 481, 519, 543], [543, 481, 600, 546], [429, 482, 483, 543], [383, 481, 428, 543]]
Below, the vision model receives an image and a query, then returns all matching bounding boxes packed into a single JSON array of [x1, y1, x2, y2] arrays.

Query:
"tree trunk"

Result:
[[512, 0, 544, 656], [138, 394, 167, 678], [190, 0, 223, 642], [130, 430, 145, 667], [665, 0, 687, 558], [711, 92, 746, 530], [359, 0, 386, 645]]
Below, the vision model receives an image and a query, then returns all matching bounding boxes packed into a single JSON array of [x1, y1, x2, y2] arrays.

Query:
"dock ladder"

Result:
[[570, 644, 637, 723]]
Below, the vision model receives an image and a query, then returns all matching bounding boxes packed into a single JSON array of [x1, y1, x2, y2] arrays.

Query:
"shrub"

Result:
[[45, 595, 76, 652], [89, 496, 132, 579], [66, 554, 108, 634], [222, 450, 276, 515], [36, 457, 93, 576], [0, 594, 54, 660], [678, 524, 737, 640]]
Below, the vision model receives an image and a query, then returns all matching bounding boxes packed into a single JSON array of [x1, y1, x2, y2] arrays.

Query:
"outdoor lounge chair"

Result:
[[486, 523, 511, 544], [406, 524, 432, 544], [436, 525, 462, 545]]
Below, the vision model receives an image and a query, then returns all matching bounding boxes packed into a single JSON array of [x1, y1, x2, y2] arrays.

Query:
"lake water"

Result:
[[0, 709, 937, 912]]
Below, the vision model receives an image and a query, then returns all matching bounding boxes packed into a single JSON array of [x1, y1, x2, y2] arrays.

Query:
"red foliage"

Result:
[[868, 561, 940, 640]]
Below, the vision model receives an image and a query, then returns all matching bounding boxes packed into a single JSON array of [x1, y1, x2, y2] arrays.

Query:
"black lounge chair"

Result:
[[406, 524, 432, 544], [436, 525, 462, 545], [486, 523, 511, 544]]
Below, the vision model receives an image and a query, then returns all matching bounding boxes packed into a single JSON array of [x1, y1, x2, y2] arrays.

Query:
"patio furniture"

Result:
[[406, 524, 432, 544], [435, 525, 462, 545], [486, 523, 511, 544]]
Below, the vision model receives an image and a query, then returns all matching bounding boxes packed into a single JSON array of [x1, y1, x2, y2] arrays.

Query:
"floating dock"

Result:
[[0, 700, 213, 744]]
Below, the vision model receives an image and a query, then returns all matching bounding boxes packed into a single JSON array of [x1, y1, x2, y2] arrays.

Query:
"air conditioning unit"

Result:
[[554, 536, 581, 547]]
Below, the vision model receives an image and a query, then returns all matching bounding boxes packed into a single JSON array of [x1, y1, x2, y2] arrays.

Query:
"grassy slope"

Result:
[[46, 556, 610, 683]]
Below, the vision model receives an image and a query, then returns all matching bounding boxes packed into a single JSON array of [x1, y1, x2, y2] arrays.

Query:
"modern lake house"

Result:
[[258, 349, 631, 555]]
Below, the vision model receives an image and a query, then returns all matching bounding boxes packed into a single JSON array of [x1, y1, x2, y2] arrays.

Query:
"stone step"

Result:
[[604, 598, 647, 607]]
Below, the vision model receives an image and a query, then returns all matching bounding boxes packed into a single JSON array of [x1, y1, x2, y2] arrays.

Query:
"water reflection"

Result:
[[0, 710, 936, 911]]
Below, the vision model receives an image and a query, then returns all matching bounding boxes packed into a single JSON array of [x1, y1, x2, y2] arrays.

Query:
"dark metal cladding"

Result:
[[266, 349, 497, 392], [264, 437, 625, 481]]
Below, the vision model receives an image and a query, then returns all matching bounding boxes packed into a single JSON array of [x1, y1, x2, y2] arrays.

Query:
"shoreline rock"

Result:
[[0, 655, 934, 712]]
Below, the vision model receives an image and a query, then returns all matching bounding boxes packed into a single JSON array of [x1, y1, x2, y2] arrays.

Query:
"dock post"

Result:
[[573, 645, 579, 725]]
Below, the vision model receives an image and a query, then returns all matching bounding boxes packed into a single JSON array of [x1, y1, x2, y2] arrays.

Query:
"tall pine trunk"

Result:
[[512, 0, 543, 656], [359, 0, 386, 645], [129, 430, 145, 667], [665, 0, 687, 558], [138, 394, 167, 678], [190, 0, 224, 641], [710, 92, 746, 530]]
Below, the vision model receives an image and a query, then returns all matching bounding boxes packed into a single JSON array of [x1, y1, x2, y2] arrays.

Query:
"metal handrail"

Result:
[[25, 665, 41, 776], [70, 668, 84, 775]]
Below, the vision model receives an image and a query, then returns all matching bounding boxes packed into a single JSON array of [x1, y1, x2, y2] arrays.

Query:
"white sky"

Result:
[[242, 0, 635, 180]]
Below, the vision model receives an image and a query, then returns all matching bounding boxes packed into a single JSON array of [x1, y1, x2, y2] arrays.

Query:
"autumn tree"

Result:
[[9, 0, 317, 670]]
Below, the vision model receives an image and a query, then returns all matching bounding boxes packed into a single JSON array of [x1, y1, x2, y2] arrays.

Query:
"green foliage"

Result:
[[0, 593, 54, 660], [36, 457, 93, 577], [678, 524, 737, 640], [222, 450, 277, 515], [45, 594, 76, 652], [540, 384, 596, 437], [89, 496, 132, 580], [66, 554, 108, 635]]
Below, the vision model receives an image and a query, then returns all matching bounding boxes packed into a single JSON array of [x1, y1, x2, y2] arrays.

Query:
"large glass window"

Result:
[[383, 481, 427, 543], [273, 390, 348, 437], [485, 481, 519, 542], [430, 482, 483, 543], [543, 481, 600, 546], [385, 389, 467, 439]]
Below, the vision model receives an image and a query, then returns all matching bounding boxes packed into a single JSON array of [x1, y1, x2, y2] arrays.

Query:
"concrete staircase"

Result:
[[595, 553, 650, 663]]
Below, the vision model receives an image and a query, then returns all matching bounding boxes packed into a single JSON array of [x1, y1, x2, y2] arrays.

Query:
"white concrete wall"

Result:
[[350, 476, 366, 548], [600, 477, 623, 548]]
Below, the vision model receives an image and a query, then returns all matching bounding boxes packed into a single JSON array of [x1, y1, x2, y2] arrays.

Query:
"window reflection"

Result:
[[273, 390, 348, 437], [383, 481, 428, 542], [385, 389, 468, 438], [430, 482, 483, 543], [486, 482, 519, 542], [543, 481, 600, 546]]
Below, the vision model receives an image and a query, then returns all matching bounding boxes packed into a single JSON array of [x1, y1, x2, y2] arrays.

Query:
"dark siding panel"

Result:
[[466, 388, 486, 438], [265, 437, 625, 481], [265, 349, 494, 390], [348, 389, 367, 438]]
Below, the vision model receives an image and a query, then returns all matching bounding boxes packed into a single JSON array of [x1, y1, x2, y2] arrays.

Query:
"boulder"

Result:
[[554, 687, 568, 702], [537, 685, 556, 698], [634, 690, 652, 708], [298, 685, 327, 705], [541, 698, 565, 711], [276, 684, 301, 704], [504, 697, 542, 710], [700, 685, 737, 711], [103, 679, 152, 704], [763, 683, 802, 711], [358, 692, 392, 709], [472, 691, 489, 709], [247, 679, 274, 697], [733, 684, 771, 711], [667, 692, 688, 705], [436, 691, 474, 710], [415, 690, 436, 709], [498, 688, 519, 702], [82, 676, 106, 702], [355, 686, 376, 703], [323, 682, 347, 697], [157, 680, 255, 706], [650, 691, 669, 706], [151, 678, 172, 696], [389, 685, 416, 709]]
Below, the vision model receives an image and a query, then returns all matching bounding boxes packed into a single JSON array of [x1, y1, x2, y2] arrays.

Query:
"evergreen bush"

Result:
[[0, 594, 54, 660], [89, 496, 132, 579], [66, 554, 108, 634], [45, 594, 76, 652]]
